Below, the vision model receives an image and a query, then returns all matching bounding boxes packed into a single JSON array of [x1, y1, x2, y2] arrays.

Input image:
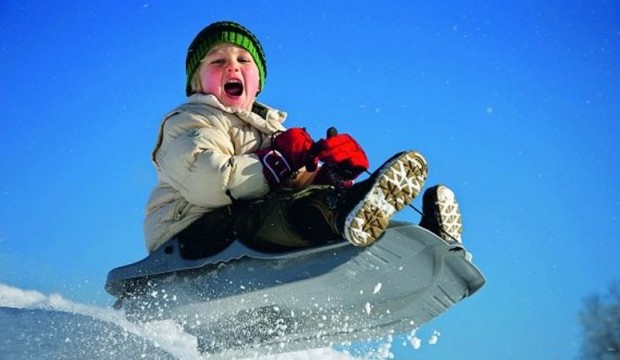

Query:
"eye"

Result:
[[238, 57, 252, 63]]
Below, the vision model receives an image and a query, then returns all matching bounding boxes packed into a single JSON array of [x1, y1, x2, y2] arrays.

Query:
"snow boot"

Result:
[[419, 184, 463, 243], [337, 151, 428, 246]]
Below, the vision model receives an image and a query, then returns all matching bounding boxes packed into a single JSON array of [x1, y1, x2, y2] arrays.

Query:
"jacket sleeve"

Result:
[[153, 111, 270, 208]]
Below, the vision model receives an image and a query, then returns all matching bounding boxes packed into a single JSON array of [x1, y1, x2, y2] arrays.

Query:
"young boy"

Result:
[[144, 21, 463, 258]]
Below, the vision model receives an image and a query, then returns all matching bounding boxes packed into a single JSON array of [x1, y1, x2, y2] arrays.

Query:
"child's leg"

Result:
[[287, 186, 344, 243], [288, 151, 428, 248], [250, 186, 341, 250], [176, 188, 335, 258], [419, 185, 463, 243], [175, 205, 240, 259]]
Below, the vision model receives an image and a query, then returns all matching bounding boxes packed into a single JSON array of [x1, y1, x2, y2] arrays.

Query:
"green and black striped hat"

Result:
[[185, 21, 267, 96]]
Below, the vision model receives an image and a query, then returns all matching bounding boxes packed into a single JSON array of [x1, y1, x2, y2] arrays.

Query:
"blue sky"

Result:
[[1, 0, 619, 358]]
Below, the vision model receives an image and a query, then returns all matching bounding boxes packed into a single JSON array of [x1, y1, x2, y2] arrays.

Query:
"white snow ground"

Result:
[[0, 283, 365, 359], [0, 283, 441, 359]]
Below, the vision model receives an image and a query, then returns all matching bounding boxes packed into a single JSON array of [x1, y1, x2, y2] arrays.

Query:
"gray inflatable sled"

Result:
[[105, 221, 485, 357]]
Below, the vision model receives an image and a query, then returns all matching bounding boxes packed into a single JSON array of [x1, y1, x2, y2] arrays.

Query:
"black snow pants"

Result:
[[176, 185, 341, 259]]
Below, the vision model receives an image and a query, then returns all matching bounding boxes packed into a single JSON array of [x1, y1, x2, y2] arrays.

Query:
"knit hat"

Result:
[[185, 21, 267, 96]]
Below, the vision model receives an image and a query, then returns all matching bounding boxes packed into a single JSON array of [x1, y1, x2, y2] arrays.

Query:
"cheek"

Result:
[[244, 67, 261, 94], [199, 67, 221, 93]]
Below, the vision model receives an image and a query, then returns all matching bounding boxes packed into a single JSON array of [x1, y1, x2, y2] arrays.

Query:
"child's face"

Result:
[[197, 44, 260, 111]]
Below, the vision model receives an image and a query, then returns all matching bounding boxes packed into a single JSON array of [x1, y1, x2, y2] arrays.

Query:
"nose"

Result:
[[226, 60, 240, 73]]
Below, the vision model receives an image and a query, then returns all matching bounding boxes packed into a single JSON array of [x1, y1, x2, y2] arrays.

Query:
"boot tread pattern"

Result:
[[435, 186, 463, 243], [345, 151, 428, 246]]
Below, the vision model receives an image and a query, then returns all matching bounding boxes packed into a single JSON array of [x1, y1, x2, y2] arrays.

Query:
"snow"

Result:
[[428, 330, 441, 345], [410, 336, 422, 350], [406, 327, 441, 351], [373, 335, 394, 359], [373, 282, 382, 294], [0, 283, 443, 359], [0, 283, 360, 359], [0, 283, 200, 359]]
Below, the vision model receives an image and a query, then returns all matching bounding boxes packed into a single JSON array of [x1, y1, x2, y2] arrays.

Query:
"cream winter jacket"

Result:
[[143, 94, 288, 252]]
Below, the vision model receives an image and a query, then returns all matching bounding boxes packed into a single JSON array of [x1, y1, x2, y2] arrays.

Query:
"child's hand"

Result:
[[272, 128, 316, 170], [256, 128, 316, 188], [315, 132, 369, 180]]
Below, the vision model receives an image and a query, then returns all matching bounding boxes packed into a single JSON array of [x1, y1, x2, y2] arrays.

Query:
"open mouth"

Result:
[[224, 79, 244, 97]]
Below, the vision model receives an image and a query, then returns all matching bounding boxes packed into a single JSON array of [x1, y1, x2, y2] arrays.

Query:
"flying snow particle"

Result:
[[410, 336, 421, 350], [376, 340, 394, 359], [365, 302, 372, 315], [373, 283, 382, 294], [429, 330, 441, 345], [407, 328, 422, 350]]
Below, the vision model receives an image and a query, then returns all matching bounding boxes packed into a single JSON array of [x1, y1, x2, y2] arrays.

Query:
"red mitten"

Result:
[[256, 128, 316, 188], [272, 128, 315, 170], [315, 133, 369, 180]]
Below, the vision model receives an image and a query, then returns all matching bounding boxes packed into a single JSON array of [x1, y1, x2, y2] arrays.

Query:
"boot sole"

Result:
[[434, 185, 463, 244], [344, 151, 428, 246]]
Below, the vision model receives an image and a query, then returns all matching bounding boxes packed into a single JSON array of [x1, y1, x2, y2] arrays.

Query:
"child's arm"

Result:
[[153, 112, 270, 208]]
